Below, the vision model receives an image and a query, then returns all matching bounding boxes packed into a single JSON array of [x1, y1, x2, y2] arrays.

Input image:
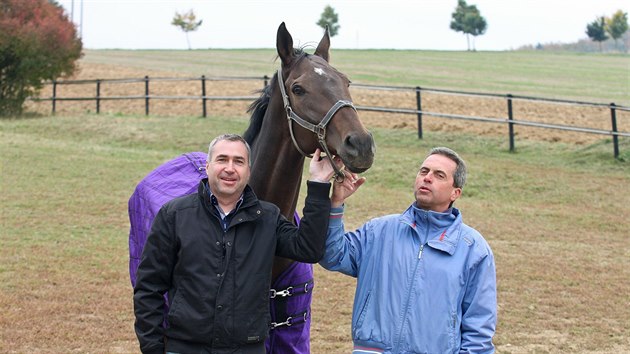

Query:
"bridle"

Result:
[[277, 66, 355, 182]]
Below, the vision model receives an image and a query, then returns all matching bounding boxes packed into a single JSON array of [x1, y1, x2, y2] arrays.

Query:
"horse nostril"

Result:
[[341, 132, 375, 173], [344, 134, 359, 156], [344, 133, 375, 158]]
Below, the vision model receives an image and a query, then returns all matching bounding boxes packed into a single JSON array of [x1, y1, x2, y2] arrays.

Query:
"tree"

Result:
[[450, 0, 468, 44], [0, 0, 83, 116], [450, 0, 487, 51], [463, 8, 487, 51], [316, 5, 339, 37], [171, 9, 202, 50], [605, 10, 628, 51], [586, 16, 609, 52]]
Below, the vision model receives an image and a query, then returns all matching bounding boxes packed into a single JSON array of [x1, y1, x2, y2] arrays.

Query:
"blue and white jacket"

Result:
[[320, 204, 497, 354]]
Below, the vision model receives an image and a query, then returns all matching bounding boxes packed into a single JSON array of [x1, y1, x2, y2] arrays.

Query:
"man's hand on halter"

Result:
[[331, 169, 366, 208], [309, 148, 343, 183]]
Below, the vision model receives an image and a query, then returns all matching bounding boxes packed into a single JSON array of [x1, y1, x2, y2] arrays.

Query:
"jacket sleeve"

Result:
[[460, 244, 497, 354], [275, 181, 332, 263], [318, 205, 367, 278], [133, 206, 177, 354]]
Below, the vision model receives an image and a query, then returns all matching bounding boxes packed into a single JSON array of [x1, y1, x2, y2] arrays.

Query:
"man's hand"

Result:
[[331, 170, 366, 208], [308, 149, 340, 182]]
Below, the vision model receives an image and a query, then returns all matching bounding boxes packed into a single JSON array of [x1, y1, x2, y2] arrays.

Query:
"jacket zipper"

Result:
[[393, 226, 428, 352]]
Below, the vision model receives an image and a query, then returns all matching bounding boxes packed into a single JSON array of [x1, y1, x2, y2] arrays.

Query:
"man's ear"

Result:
[[450, 187, 462, 202]]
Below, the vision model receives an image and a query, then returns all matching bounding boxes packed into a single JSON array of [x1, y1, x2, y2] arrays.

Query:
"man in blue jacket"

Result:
[[320, 147, 497, 354]]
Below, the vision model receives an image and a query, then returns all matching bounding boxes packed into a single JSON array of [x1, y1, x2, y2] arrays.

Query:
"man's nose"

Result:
[[224, 160, 235, 171]]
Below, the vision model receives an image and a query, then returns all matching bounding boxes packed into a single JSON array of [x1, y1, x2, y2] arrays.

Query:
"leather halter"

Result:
[[277, 66, 355, 182]]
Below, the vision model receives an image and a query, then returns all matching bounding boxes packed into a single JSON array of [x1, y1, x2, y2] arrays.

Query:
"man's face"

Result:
[[413, 154, 461, 212], [205, 140, 251, 200]]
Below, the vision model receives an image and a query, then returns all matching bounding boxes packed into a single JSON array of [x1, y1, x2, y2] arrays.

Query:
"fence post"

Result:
[[144, 75, 150, 116], [264, 75, 269, 88], [610, 103, 619, 159], [52, 80, 57, 115], [507, 94, 515, 152], [416, 86, 423, 139], [96, 79, 101, 114], [201, 75, 207, 118]]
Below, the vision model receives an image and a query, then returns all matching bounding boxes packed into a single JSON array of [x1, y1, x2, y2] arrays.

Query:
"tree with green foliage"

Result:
[[605, 10, 628, 51], [0, 0, 83, 116], [450, 1, 467, 39], [586, 16, 609, 52], [450, 0, 487, 51], [171, 10, 203, 50], [316, 5, 340, 37], [463, 9, 487, 51]]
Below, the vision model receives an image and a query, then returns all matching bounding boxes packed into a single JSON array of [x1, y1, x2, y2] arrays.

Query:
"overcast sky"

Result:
[[57, 0, 629, 51]]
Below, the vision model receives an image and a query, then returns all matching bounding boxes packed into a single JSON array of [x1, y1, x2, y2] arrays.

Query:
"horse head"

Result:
[[275, 22, 375, 174]]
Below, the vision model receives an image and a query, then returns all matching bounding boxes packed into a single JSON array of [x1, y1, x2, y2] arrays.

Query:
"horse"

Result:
[[128, 22, 375, 353], [246, 21, 375, 280]]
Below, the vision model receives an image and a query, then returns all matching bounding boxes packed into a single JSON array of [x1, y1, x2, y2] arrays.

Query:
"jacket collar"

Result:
[[400, 204, 463, 255], [198, 179, 261, 214]]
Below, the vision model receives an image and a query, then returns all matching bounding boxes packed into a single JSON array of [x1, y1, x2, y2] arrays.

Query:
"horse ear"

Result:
[[276, 22, 294, 67], [314, 26, 330, 62]]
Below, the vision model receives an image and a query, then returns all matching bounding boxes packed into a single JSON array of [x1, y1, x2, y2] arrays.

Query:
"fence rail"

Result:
[[28, 75, 630, 159]]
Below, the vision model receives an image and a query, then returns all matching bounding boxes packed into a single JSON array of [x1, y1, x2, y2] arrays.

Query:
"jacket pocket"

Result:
[[167, 288, 184, 327], [448, 310, 458, 349], [353, 290, 372, 339], [167, 287, 212, 339], [232, 272, 270, 345], [444, 311, 459, 351]]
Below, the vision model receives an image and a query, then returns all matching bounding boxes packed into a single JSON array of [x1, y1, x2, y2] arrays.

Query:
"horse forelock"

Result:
[[243, 49, 311, 145]]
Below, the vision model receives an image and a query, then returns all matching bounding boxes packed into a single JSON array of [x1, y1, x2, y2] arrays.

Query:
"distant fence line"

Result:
[[29, 75, 630, 159]]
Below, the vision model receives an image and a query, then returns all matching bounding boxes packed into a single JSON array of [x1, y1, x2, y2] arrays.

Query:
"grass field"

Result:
[[1, 112, 629, 353], [82, 49, 629, 105], [2, 48, 630, 353]]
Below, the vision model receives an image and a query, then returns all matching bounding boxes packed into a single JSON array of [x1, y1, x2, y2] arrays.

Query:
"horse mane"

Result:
[[244, 73, 275, 145], [243, 48, 309, 146]]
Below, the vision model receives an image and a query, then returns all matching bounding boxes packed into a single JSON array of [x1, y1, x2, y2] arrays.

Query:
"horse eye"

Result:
[[291, 85, 305, 95]]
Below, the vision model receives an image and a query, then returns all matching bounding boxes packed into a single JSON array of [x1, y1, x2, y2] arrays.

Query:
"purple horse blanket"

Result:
[[128, 152, 313, 353]]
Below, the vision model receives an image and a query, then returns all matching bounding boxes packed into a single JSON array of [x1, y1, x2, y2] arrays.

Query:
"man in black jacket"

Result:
[[134, 134, 335, 354]]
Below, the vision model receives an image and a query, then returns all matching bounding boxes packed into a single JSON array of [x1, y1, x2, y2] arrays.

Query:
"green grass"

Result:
[[83, 49, 630, 105], [4, 47, 630, 352], [1, 113, 629, 352]]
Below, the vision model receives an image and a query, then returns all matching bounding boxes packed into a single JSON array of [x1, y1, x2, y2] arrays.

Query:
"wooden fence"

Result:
[[28, 75, 630, 159]]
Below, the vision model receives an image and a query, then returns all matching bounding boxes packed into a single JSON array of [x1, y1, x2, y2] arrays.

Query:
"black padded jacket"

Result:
[[133, 179, 331, 354]]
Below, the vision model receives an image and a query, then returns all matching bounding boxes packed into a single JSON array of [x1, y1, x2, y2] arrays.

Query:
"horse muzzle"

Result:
[[339, 131, 376, 173]]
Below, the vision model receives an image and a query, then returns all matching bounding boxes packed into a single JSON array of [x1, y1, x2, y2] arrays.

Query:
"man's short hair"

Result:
[[207, 134, 252, 167], [427, 147, 467, 188]]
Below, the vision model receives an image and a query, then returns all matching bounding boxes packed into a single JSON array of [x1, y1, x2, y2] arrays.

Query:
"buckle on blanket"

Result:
[[270, 317, 292, 329], [269, 279, 313, 299], [270, 311, 309, 329], [269, 287, 292, 298]]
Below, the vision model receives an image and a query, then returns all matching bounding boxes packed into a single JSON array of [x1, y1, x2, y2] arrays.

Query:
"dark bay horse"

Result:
[[245, 22, 375, 281], [128, 22, 374, 353]]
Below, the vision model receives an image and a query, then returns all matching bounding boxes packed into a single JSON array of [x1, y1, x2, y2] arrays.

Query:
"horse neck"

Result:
[[248, 96, 305, 220]]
